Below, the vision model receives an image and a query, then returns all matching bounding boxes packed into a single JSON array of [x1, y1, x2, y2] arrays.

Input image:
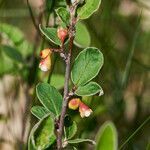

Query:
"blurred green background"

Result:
[[0, 0, 150, 149]]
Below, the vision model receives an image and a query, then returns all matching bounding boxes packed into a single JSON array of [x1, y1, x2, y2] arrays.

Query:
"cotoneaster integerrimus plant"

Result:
[[28, 0, 105, 149]]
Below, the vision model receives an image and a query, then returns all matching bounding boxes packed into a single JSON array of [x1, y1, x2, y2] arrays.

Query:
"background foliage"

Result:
[[0, 0, 150, 149]]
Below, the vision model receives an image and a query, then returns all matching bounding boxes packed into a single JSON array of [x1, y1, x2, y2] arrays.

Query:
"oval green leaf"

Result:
[[36, 83, 63, 117], [56, 7, 70, 26], [77, 0, 101, 19], [0, 23, 32, 56], [95, 121, 118, 150], [0, 45, 23, 63], [39, 25, 61, 46], [75, 82, 103, 96], [31, 106, 50, 120], [74, 22, 91, 48], [31, 115, 56, 149], [71, 47, 104, 86]]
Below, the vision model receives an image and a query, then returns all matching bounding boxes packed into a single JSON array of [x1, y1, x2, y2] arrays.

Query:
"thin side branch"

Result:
[[27, 0, 39, 33]]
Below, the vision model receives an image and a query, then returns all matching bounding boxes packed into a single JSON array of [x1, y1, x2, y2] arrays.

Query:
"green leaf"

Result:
[[0, 23, 24, 43], [74, 22, 91, 48], [0, 49, 15, 76], [73, 147, 78, 150], [42, 74, 66, 89], [39, 25, 61, 45], [65, 121, 77, 140], [36, 83, 63, 117], [55, 0, 66, 7], [0, 45, 23, 63], [31, 106, 50, 119], [77, 0, 101, 19], [67, 138, 95, 145], [75, 82, 103, 96], [50, 74, 65, 89], [28, 140, 35, 150], [71, 47, 104, 86], [0, 23, 32, 56], [146, 142, 150, 150], [28, 129, 36, 150], [32, 115, 56, 149], [28, 123, 37, 150], [95, 121, 118, 150], [56, 7, 70, 26], [64, 115, 77, 140]]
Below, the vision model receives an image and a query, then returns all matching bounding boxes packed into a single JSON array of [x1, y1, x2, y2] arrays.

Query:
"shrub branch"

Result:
[[57, 5, 77, 149]]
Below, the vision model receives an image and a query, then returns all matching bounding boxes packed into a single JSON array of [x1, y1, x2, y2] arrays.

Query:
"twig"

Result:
[[26, 0, 39, 33], [57, 4, 77, 149], [57, 55, 71, 149]]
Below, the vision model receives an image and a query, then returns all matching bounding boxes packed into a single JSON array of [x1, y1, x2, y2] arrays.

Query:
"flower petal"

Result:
[[39, 55, 51, 72], [40, 48, 51, 59], [68, 98, 81, 110], [79, 102, 92, 118]]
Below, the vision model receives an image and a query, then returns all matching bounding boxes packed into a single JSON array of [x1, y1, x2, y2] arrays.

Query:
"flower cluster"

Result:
[[68, 98, 93, 118]]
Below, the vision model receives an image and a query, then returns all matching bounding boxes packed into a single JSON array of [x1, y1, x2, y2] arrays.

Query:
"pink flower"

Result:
[[79, 102, 93, 118], [39, 49, 52, 72], [57, 27, 68, 43], [68, 98, 80, 110], [68, 98, 93, 118]]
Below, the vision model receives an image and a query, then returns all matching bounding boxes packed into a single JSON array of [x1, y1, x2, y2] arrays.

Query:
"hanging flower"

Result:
[[39, 48, 52, 72], [68, 98, 80, 110], [68, 98, 93, 118], [79, 102, 93, 118], [57, 27, 68, 43]]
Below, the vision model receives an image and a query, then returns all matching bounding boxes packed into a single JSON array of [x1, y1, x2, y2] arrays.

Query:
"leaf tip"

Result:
[[99, 89, 104, 96]]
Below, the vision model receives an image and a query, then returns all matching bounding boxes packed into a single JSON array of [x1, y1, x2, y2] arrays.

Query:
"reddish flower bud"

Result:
[[79, 102, 92, 118], [40, 48, 51, 59], [57, 27, 68, 43], [68, 98, 81, 110]]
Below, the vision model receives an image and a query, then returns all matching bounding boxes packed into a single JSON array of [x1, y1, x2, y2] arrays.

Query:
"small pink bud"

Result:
[[40, 48, 51, 59], [79, 102, 93, 118], [68, 98, 81, 110], [57, 27, 68, 43]]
